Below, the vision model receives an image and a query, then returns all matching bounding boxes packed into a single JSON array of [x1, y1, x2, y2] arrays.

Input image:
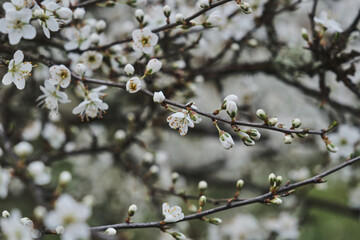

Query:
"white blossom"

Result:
[[37, 80, 71, 116], [81, 51, 103, 70], [314, 11, 343, 33], [162, 203, 184, 223], [132, 27, 158, 54], [199, 0, 210, 9], [153, 91, 165, 103], [48, 65, 72, 88], [74, 63, 86, 76], [0, 209, 32, 240], [22, 120, 42, 141], [126, 77, 142, 93], [167, 110, 195, 136], [63, 25, 92, 50], [42, 123, 66, 149], [95, 19, 106, 32], [175, 13, 184, 23], [105, 228, 117, 236], [2, 50, 32, 90], [59, 171, 72, 185], [44, 194, 91, 240], [0, 9, 36, 45], [72, 91, 109, 120], [73, 8, 86, 19], [206, 12, 222, 27], [263, 212, 299, 240], [27, 161, 51, 186]]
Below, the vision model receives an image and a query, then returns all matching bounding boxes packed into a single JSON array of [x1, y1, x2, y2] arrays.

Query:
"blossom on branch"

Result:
[[126, 77, 142, 93], [1, 50, 32, 90], [48, 65, 71, 88], [132, 27, 158, 54], [162, 203, 184, 223]]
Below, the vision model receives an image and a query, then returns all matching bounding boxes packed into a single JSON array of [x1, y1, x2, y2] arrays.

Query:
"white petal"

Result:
[[13, 75, 26, 90], [2, 72, 14, 85], [8, 29, 23, 45], [22, 24, 36, 39], [0, 19, 9, 33], [46, 18, 59, 31], [14, 50, 24, 64], [42, 25, 50, 38], [20, 62, 32, 73]]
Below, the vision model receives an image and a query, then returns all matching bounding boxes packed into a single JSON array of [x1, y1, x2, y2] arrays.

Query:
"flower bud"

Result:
[[56, 7, 72, 21], [301, 28, 309, 41], [292, 118, 301, 128], [175, 13, 185, 23], [219, 131, 235, 150], [199, 195, 206, 207], [32, 9, 43, 18], [269, 173, 276, 186], [171, 172, 179, 184], [268, 117, 278, 126], [283, 134, 292, 144], [20, 217, 33, 227], [256, 109, 267, 121], [95, 20, 107, 32], [198, 180, 208, 192], [163, 5, 171, 17], [199, 0, 210, 9], [124, 64, 135, 76], [326, 143, 338, 153], [142, 152, 154, 165], [74, 63, 86, 76], [275, 176, 282, 186], [89, 33, 100, 44], [172, 232, 186, 240], [135, 9, 144, 23], [59, 171, 72, 186], [149, 165, 159, 175], [296, 130, 308, 138], [236, 179, 244, 190], [56, 226, 65, 234], [82, 195, 95, 207], [206, 12, 222, 27], [146, 58, 162, 75], [2, 210, 10, 218], [242, 135, 255, 146], [33, 206, 47, 220], [224, 94, 239, 103], [153, 91, 165, 103], [247, 129, 261, 141], [14, 141, 33, 157], [240, 2, 253, 14], [105, 228, 117, 236], [114, 129, 126, 141], [73, 8, 86, 19], [128, 204, 137, 216], [209, 218, 222, 225], [226, 100, 237, 118], [270, 197, 282, 205]]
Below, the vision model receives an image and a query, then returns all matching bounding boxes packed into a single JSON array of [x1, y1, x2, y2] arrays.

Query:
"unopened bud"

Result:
[[198, 180, 208, 192], [283, 134, 293, 144], [275, 176, 282, 186], [2, 210, 10, 218], [236, 179, 244, 190], [56, 226, 65, 234], [247, 129, 261, 141], [240, 2, 253, 14], [301, 28, 309, 41], [128, 204, 137, 216], [163, 5, 171, 17], [209, 218, 222, 225], [135, 9, 144, 23], [326, 143, 338, 153], [171, 172, 179, 184], [32, 9, 42, 18], [175, 13, 184, 23], [256, 109, 267, 121], [270, 197, 282, 205], [105, 227, 117, 236], [59, 171, 72, 186], [269, 173, 276, 186], [242, 136, 255, 146], [124, 64, 135, 76], [74, 63, 86, 76], [114, 129, 126, 141], [188, 204, 198, 212], [199, 195, 206, 207], [226, 100, 237, 118], [292, 118, 301, 128], [268, 117, 278, 126], [33, 206, 47, 220]]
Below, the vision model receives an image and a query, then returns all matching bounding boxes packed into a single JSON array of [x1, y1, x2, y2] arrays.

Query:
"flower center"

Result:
[[141, 37, 150, 47], [129, 83, 137, 91]]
